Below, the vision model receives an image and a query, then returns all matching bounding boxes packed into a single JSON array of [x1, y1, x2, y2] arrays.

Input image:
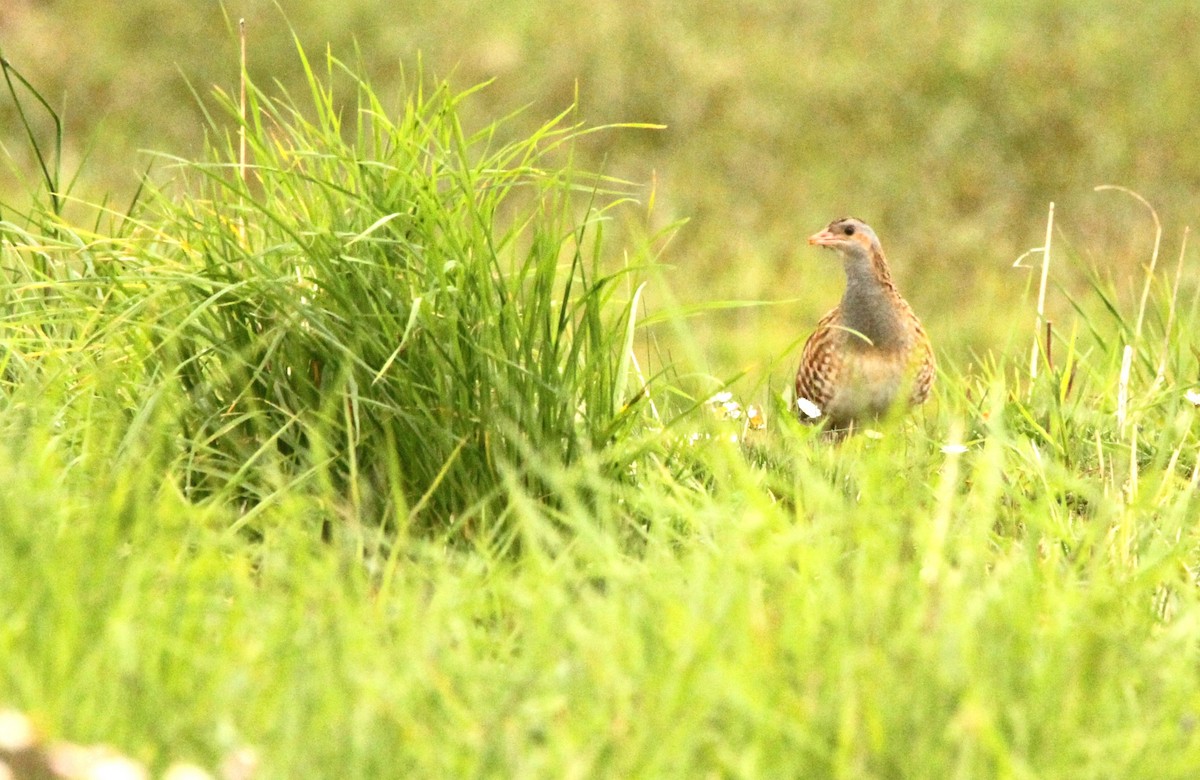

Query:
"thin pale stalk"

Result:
[[239, 19, 247, 185], [1030, 201, 1054, 380], [1117, 344, 1132, 431], [1095, 185, 1161, 344], [1155, 226, 1189, 386]]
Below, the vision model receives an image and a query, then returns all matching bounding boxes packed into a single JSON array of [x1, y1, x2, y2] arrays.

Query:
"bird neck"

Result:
[[839, 244, 905, 350]]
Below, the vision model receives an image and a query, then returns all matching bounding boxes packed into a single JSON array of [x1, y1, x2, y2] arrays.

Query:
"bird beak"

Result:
[[807, 229, 839, 247]]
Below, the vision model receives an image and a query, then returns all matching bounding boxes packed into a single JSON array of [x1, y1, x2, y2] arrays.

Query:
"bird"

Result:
[[794, 216, 935, 438]]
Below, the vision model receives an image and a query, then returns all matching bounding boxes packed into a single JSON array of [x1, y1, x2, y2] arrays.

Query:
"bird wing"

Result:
[[908, 318, 936, 405], [795, 306, 842, 420]]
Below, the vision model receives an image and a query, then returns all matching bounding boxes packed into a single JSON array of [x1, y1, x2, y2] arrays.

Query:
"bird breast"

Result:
[[819, 347, 913, 423]]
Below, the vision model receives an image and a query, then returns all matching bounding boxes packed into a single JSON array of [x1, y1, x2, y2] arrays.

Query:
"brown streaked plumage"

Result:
[[795, 217, 934, 437]]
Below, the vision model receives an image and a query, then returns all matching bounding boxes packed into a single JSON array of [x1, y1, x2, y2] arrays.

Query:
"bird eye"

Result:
[[843, 225, 856, 236]]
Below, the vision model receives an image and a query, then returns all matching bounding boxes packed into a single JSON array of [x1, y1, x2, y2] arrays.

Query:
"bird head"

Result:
[[807, 217, 879, 257]]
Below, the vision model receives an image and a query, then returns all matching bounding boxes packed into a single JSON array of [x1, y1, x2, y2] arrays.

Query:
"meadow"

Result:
[[2, 3, 1200, 778]]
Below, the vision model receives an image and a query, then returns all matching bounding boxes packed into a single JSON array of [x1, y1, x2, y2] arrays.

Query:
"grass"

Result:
[[7, 1, 1200, 374], [136, 52, 660, 531], [2, 38, 1200, 780]]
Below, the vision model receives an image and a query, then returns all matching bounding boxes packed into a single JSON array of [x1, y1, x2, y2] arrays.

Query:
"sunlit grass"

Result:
[[1, 40, 1200, 780]]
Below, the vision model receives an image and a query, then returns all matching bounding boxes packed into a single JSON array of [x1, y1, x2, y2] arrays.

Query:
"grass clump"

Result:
[[10, 47, 659, 537]]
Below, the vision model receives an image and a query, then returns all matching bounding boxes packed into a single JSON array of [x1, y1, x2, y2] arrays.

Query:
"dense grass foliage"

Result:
[[4, 50, 661, 535], [2, 21, 1200, 780], [138, 56, 656, 530]]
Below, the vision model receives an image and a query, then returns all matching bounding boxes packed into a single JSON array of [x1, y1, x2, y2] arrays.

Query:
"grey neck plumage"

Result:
[[839, 243, 905, 351]]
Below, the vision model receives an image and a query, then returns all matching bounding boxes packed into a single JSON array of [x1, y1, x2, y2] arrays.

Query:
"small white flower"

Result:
[[163, 764, 215, 780], [219, 748, 260, 780], [941, 443, 969, 455], [705, 392, 746, 421], [863, 429, 884, 440], [96, 756, 150, 780], [1186, 388, 1200, 407], [0, 709, 36, 751], [795, 397, 822, 419], [53, 751, 149, 780]]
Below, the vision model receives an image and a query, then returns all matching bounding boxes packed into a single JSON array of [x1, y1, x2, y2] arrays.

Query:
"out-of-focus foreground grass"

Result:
[[3, 1, 1199, 376]]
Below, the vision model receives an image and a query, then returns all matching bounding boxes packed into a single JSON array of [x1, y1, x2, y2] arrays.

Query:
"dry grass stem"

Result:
[[1095, 185, 1162, 344], [1117, 344, 1133, 430], [1030, 201, 1054, 380]]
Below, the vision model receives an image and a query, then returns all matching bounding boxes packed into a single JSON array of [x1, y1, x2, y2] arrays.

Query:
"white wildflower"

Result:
[[795, 397, 822, 420], [164, 763, 216, 780], [0, 709, 36, 751]]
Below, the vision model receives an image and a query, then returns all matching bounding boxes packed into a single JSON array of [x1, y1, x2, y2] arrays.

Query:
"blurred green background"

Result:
[[3, 0, 1198, 383]]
